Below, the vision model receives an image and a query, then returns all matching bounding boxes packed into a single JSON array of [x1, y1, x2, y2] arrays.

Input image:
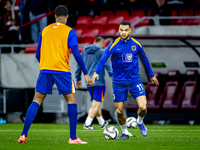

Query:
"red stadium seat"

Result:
[[100, 10, 114, 18], [126, 16, 140, 24], [80, 29, 100, 44], [174, 10, 193, 25], [145, 72, 163, 110], [74, 16, 92, 30], [134, 19, 149, 28], [147, 10, 152, 16], [161, 81, 180, 110], [146, 82, 162, 110], [170, 10, 178, 25], [90, 16, 108, 30], [159, 70, 181, 110], [171, 10, 178, 16], [24, 43, 37, 54], [187, 10, 200, 25], [105, 16, 124, 29], [185, 70, 199, 80], [179, 10, 193, 16], [131, 10, 145, 17], [178, 81, 197, 110], [187, 19, 200, 25], [115, 10, 129, 19], [100, 28, 118, 35], [196, 10, 200, 16]]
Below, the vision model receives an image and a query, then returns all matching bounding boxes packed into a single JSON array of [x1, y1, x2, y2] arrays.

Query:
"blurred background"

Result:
[[0, 0, 200, 125]]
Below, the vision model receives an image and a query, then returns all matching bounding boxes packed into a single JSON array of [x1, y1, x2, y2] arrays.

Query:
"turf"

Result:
[[0, 124, 200, 150]]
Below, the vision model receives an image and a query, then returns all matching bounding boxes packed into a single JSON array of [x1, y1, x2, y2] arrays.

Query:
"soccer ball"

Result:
[[126, 117, 137, 128], [103, 126, 119, 140]]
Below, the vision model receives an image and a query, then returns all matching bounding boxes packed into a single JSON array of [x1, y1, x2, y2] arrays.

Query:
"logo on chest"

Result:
[[132, 45, 136, 51], [122, 53, 133, 62]]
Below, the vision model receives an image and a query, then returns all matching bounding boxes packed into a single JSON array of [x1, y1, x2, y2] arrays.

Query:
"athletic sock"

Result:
[[96, 116, 105, 126], [85, 116, 93, 126], [137, 115, 144, 124], [68, 104, 77, 140], [120, 123, 129, 135], [21, 101, 40, 137]]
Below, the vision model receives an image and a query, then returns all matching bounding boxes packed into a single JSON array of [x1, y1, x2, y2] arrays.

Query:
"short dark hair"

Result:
[[94, 37, 104, 43], [119, 21, 131, 27], [55, 5, 68, 17]]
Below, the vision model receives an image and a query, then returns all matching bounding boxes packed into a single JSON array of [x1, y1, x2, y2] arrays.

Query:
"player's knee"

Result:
[[139, 105, 147, 111], [116, 107, 123, 115]]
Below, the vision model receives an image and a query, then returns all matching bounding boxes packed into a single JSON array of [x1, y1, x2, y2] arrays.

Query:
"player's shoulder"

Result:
[[107, 37, 121, 51], [130, 37, 143, 49]]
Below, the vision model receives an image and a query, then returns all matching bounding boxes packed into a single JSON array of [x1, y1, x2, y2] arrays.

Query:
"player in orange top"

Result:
[[17, 5, 92, 144]]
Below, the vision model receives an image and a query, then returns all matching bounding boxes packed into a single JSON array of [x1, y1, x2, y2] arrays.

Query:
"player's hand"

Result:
[[84, 74, 93, 86], [92, 72, 99, 84], [150, 76, 159, 85], [76, 80, 82, 88]]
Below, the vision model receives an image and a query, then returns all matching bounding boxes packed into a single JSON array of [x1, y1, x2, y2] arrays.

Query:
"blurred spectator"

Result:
[[0, 0, 5, 39], [149, 0, 171, 25], [27, 0, 51, 43], [2, 0, 20, 44], [19, 0, 32, 43]]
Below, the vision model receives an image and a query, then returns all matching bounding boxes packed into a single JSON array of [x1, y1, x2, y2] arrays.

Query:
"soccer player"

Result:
[[17, 5, 93, 144], [92, 21, 159, 139], [75, 37, 113, 130]]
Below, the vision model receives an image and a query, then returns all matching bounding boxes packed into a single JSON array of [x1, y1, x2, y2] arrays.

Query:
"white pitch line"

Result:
[[1, 129, 200, 132]]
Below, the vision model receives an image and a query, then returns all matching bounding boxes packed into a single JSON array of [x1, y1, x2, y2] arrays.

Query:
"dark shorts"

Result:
[[36, 72, 75, 95], [87, 86, 106, 102], [113, 80, 145, 102]]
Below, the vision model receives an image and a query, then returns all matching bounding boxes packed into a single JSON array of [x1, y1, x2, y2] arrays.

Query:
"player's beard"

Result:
[[120, 34, 129, 41]]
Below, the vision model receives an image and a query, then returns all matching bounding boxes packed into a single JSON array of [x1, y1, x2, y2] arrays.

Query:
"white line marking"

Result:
[[1, 129, 200, 132]]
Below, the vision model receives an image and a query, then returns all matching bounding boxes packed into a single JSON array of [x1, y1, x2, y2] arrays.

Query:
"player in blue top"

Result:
[[92, 21, 159, 139]]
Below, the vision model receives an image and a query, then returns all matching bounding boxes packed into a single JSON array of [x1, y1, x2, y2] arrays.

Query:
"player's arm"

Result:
[[104, 57, 113, 78], [35, 34, 42, 62], [93, 44, 113, 83], [75, 56, 82, 88], [69, 29, 92, 86], [138, 47, 159, 85]]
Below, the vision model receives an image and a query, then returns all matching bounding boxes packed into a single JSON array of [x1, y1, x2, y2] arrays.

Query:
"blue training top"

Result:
[[95, 37, 154, 83]]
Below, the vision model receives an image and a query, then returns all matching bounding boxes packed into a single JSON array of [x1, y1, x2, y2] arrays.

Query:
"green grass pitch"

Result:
[[0, 124, 200, 150]]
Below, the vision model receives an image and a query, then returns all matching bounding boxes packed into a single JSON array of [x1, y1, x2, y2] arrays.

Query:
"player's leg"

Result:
[[136, 96, 147, 124], [96, 107, 108, 129], [84, 86, 107, 129], [63, 93, 78, 139], [113, 82, 129, 139], [84, 100, 100, 129], [18, 92, 46, 143], [114, 102, 129, 139], [63, 93, 87, 144], [135, 96, 148, 136], [129, 80, 147, 136], [18, 73, 53, 143], [54, 73, 87, 144]]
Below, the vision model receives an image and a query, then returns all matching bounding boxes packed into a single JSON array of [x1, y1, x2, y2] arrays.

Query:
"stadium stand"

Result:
[[99, 10, 114, 18], [74, 16, 93, 31], [89, 16, 108, 30], [105, 16, 124, 30]]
